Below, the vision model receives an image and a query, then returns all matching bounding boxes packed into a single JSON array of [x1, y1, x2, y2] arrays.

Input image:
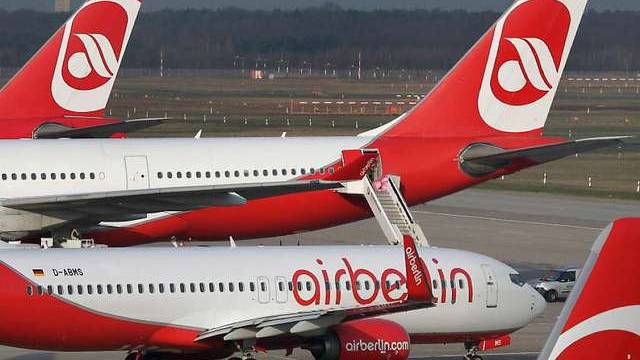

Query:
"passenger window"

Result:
[[21, 173, 27, 180], [169, 283, 176, 293], [57, 285, 64, 295], [37, 286, 44, 296], [433, 280, 438, 289], [167, 172, 173, 179], [215, 171, 221, 178], [225, 171, 230, 178], [26, 286, 33, 296], [1, 174, 6, 180], [138, 284, 144, 294], [31, 173, 36, 180], [205, 171, 211, 178], [272, 169, 278, 176], [67, 285, 74, 295], [319, 168, 325, 175], [11, 173, 17, 180], [346, 281, 351, 291], [306, 281, 311, 291], [253, 170, 259, 177], [364, 281, 370, 290], [70, 173, 76, 180], [116, 284, 123, 294], [278, 282, 284, 291], [60, 173, 66, 180], [301, 168, 306, 175], [80, 173, 85, 180], [297, 282, 303, 291], [450, 281, 456, 289], [291, 169, 297, 175], [90, 173, 96, 180], [189, 283, 196, 293], [263, 170, 269, 176], [149, 284, 155, 294], [157, 172, 163, 179], [459, 280, 465, 289], [40, 173, 46, 180], [209, 283, 215, 292], [47, 285, 53, 295], [177, 172, 182, 179], [200, 283, 206, 293], [282, 169, 287, 176], [127, 284, 133, 294], [261, 282, 267, 292], [180, 283, 186, 293], [186, 171, 192, 179], [238, 282, 244, 292], [106, 285, 112, 294], [159, 284, 165, 294], [243, 170, 249, 177], [310, 168, 315, 174], [234, 170, 240, 177], [356, 281, 361, 290], [250, 282, 256, 292], [86, 285, 92, 295], [51, 173, 57, 180], [328, 168, 335, 175], [229, 282, 235, 292], [196, 171, 202, 178], [219, 283, 224, 292], [288, 282, 293, 291]]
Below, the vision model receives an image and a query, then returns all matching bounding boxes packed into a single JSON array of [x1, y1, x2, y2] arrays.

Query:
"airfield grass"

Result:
[[105, 74, 640, 200]]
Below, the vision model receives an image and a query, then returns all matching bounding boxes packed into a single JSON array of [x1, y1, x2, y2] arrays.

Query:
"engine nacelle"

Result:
[[312, 318, 410, 360]]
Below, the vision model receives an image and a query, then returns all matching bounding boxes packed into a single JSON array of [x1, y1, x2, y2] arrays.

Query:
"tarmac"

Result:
[[1, 188, 638, 360]]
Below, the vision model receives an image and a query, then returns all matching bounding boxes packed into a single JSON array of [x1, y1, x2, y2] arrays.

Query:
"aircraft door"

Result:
[[124, 156, 150, 190], [481, 264, 498, 308], [275, 276, 288, 303], [257, 276, 270, 304]]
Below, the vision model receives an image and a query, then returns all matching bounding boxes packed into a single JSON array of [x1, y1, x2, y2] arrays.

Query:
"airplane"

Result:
[[536, 217, 640, 360], [0, 0, 627, 246], [0, 0, 159, 139], [0, 233, 546, 360]]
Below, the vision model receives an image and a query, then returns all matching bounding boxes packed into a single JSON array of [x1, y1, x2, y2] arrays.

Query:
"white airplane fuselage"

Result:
[[0, 245, 545, 355]]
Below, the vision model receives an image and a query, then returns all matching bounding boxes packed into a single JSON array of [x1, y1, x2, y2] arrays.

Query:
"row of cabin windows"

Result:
[[25, 278, 407, 297], [156, 167, 335, 180], [1, 172, 97, 181], [432, 279, 466, 290]]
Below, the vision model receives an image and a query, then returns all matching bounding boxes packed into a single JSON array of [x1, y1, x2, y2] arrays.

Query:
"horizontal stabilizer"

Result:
[[34, 118, 166, 139], [460, 136, 629, 177]]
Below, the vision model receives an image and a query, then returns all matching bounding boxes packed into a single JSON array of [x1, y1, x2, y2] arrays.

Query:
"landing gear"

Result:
[[463, 343, 483, 360]]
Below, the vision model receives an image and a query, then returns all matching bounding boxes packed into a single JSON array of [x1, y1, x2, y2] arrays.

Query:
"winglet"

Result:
[[324, 150, 378, 182], [403, 234, 433, 303], [538, 218, 640, 360]]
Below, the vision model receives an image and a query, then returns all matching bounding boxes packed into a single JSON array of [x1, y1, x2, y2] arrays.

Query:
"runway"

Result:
[[1, 189, 638, 360]]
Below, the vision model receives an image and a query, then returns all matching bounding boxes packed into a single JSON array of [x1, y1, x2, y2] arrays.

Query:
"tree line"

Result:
[[0, 6, 638, 72]]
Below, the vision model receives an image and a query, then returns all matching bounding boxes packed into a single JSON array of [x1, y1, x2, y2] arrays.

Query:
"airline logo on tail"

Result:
[[51, 0, 141, 113], [478, 0, 579, 133], [539, 218, 640, 360]]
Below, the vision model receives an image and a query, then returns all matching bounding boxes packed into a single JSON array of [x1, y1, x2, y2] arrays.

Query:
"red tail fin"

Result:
[[539, 218, 640, 360], [365, 0, 587, 139], [0, 0, 142, 119]]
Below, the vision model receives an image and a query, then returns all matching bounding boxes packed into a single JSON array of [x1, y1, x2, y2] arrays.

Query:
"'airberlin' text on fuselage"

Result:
[[291, 257, 474, 306]]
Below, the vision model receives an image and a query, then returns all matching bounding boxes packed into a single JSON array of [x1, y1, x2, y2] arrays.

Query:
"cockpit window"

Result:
[[510, 273, 525, 287]]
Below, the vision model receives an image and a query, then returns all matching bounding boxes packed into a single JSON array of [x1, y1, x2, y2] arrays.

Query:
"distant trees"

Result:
[[0, 7, 638, 72]]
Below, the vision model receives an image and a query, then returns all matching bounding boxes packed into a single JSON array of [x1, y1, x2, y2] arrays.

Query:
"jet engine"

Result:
[[308, 318, 410, 360]]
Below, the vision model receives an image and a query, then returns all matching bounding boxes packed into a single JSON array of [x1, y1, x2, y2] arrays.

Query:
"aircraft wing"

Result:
[[0, 180, 345, 223], [196, 235, 434, 342], [195, 301, 431, 342], [34, 118, 166, 139], [461, 136, 629, 176]]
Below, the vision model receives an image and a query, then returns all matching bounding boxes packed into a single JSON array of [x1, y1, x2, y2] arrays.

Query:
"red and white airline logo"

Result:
[[549, 306, 640, 359], [51, 0, 140, 113], [478, 0, 577, 133]]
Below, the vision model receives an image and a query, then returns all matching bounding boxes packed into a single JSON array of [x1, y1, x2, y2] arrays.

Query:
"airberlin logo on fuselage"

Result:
[[51, 0, 140, 113], [291, 257, 473, 306], [478, 0, 573, 133]]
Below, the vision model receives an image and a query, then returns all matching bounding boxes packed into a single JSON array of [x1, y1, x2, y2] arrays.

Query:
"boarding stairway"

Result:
[[339, 149, 429, 247]]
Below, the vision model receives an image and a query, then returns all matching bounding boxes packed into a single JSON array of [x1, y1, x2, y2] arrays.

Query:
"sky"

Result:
[[0, 0, 636, 12]]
